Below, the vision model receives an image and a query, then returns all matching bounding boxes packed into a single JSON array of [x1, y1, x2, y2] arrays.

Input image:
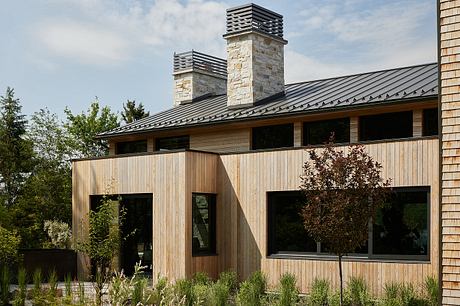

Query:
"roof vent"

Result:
[[226, 3, 284, 39]]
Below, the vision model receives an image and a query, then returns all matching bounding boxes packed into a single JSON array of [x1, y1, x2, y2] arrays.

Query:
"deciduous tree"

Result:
[[300, 142, 390, 305]]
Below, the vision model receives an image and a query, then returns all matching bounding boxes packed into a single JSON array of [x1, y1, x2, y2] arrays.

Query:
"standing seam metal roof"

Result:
[[99, 63, 438, 137]]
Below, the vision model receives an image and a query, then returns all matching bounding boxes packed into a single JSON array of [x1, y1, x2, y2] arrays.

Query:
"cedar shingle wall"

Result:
[[440, 0, 460, 304]]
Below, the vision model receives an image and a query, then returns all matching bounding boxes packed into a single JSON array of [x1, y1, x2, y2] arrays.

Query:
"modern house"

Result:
[[72, 2, 460, 303]]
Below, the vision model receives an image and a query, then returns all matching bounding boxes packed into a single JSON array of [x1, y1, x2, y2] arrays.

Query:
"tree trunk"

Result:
[[339, 254, 343, 306]]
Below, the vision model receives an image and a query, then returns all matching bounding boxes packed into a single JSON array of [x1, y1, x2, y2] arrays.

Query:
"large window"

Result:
[[303, 118, 350, 145], [116, 140, 147, 155], [267, 187, 429, 260], [359, 111, 413, 141], [192, 193, 216, 256], [423, 108, 438, 136], [252, 123, 294, 150], [155, 135, 190, 151]]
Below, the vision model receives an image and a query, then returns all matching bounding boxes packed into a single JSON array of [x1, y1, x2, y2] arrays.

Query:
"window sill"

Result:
[[267, 253, 430, 264]]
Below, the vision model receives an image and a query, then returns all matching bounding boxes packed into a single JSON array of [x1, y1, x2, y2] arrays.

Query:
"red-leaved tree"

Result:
[[300, 142, 390, 305]]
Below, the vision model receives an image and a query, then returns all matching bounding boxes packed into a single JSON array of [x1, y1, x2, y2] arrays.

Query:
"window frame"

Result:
[[251, 123, 294, 150], [155, 135, 190, 151], [115, 139, 148, 155], [192, 193, 217, 257], [422, 108, 438, 136], [302, 117, 350, 146], [266, 187, 430, 262], [359, 111, 413, 142]]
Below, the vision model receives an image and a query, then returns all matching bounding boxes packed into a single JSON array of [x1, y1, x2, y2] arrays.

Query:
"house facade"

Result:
[[72, 2, 460, 302]]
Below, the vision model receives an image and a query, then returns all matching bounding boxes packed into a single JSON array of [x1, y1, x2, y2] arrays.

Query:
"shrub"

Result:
[[219, 271, 238, 293], [309, 278, 330, 306], [382, 282, 400, 306], [32, 269, 46, 306], [346, 276, 373, 306], [0, 226, 21, 266], [47, 269, 58, 303], [0, 266, 10, 306], [236, 271, 267, 306], [192, 283, 209, 305], [174, 278, 194, 305], [193, 272, 211, 286], [277, 273, 299, 306], [43, 220, 72, 249], [13, 268, 26, 306], [208, 280, 230, 306], [424, 276, 438, 306], [62, 274, 73, 305]]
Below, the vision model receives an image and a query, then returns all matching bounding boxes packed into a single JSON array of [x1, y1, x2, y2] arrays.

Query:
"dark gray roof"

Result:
[[100, 63, 438, 138]]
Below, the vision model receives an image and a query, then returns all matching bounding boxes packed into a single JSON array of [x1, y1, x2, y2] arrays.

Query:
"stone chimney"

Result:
[[173, 50, 227, 107], [440, 1, 460, 304], [224, 3, 287, 108]]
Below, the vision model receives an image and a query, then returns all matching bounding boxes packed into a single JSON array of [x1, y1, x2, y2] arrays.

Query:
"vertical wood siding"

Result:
[[190, 129, 250, 152]]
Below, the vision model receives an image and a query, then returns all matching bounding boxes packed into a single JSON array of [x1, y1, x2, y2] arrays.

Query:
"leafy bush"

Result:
[[309, 278, 330, 306], [0, 226, 21, 266], [346, 277, 373, 306], [382, 282, 400, 306], [237, 271, 267, 306], [277, 273, 299, 306], [219, 271, 238, 293], [193, 272, 211, 286], [43, 220, 72, 249], [175, 278, 194, 305], [208, 280, 231, 306], [13, 268, 26, 306], [192, 283, 209, 305], [424, 276, 438, 306]]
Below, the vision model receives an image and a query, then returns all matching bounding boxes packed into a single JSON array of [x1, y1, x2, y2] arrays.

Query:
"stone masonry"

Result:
[[226, 31, 287, 108], [173, 70, 227, 107]]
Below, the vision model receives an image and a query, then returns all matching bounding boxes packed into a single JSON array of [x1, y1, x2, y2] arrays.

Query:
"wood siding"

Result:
[[190, 129, 250, 152], [217, 138, 439, 295], [440, 0, 460, 304]]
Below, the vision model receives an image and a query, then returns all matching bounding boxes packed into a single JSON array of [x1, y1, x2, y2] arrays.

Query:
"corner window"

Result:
[[359, 111, 413, 141], [116, 140, 147, 155], [192, 193, 216, 256], [252, 123, 294, 150], [155, 135, 190, 151], [267, 187, 429, 261], [303, 118, 350, 145], [422, 108, 438, 136]]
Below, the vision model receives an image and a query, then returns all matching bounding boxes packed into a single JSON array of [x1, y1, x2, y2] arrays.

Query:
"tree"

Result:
[[11, 108, 72, 248], [77, 195, 126, 306], [0, 87, 34, 207], [121, 100, 149, 124], [64, 99, 119, 158], [300, 142, 390, 305]]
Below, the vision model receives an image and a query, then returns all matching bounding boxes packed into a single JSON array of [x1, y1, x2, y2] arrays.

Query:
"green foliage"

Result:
[[13, 268, 26, 306], [0, 226, 21, 265], [309, 278, 330, 306], [43, 219, 72, 249], [32, 268, 46, 306], [174, 278, 194, 305], [236, 271, 267, 306], [47, 270, 58, 303], [63, 274, 73, 305], [346, 277, 372, 306], [0, 87, 35, 208], [219, 271, 238, 293], [0, 266, 10, 306], [208, 280, 231, 306], [277, 273, 299, 306], [193, 271, 211, 286], [121, 100, 149, 124], [64, 99, 119, 158], [77, 280, 86, 306], [424, 276, 438, 306]]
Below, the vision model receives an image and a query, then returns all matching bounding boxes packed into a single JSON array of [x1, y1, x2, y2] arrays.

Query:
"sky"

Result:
[[0, 0, 437, 119]]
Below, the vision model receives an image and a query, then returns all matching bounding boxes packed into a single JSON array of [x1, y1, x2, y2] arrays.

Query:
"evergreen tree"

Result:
[[0, 87, 34, 207], [121, 100, 149, 124]]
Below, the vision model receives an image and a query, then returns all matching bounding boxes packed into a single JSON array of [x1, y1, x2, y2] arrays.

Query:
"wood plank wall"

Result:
[[217, 138, 439, 295], [190, 129, 250, 152], [72, 152, 189, 280], [440, 1, 460, 304]]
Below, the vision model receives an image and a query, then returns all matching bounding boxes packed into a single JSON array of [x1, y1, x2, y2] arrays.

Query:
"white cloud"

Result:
[[35, 0, 228, 65]]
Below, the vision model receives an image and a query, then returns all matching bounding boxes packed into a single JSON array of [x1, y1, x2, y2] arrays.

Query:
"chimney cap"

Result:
[[173, 50, 227, 78], [225, 3, 284, 39]]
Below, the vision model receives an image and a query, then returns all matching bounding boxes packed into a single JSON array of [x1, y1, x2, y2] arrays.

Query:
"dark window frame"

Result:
[[251, 123, 294, 150], [155, 135, 190, 151], [359, 111, 413, 142], [422, 108, 438, 136], [192, 193, 217, 256], [266, 187, 430, 262], [115, 140, 148, 155], [303, 117, 350, 146]]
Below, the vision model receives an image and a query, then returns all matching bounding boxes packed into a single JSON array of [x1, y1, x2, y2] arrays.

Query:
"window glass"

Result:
[[359, 111, 413, 141], [303, 118, 350, 145], [422, 108, 438, 136], [373, 189, 428, 256], [116, 140, 147, 155], [252, 124, 294, 150], [156, 135, 190, 151], [192, 193, 216, 255], [267, 191, 317, 255]]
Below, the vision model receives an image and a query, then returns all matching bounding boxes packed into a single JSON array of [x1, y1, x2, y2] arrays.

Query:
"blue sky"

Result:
[[0, 0, 437, 119]]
